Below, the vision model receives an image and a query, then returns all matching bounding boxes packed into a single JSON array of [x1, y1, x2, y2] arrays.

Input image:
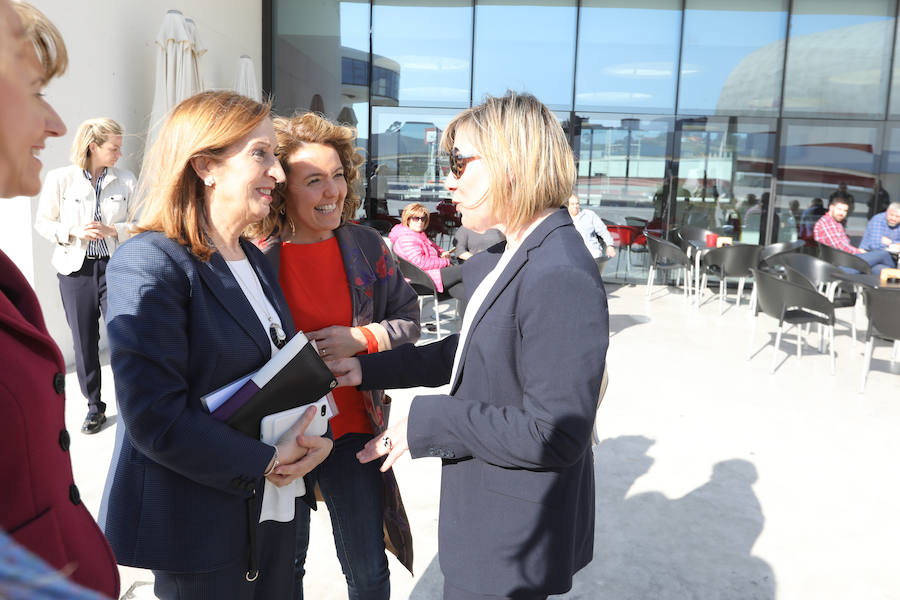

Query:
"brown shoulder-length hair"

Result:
[[133, 91, 272, 261], [400, 202, 429, 228], [248, 112, 364, 241]]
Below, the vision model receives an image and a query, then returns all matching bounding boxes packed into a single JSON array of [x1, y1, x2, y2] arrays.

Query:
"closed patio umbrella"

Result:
[[234, 55, 261, 102], [184, 18, 206, 93], [144, 10, 204, 159]]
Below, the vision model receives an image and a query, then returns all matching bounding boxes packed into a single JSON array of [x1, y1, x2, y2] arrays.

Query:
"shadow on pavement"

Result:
[[609, 314, 650, 338], [410, 435, 774, 599]]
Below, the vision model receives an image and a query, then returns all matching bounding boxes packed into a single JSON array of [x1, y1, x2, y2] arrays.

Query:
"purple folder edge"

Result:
[[211, 379, 261, 422]]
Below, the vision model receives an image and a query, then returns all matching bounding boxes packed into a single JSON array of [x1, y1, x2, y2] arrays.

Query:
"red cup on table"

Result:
[[705, 233, 718, 247]]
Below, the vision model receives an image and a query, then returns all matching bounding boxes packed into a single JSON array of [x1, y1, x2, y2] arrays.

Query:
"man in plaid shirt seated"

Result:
[[860, 202, 900, 252], [814, 197, 897, 274]]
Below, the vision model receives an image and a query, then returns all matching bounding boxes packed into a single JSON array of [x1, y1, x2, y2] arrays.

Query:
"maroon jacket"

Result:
[[0, 250, 119, 598]]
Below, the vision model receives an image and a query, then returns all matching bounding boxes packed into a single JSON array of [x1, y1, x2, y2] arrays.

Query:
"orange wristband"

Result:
[[358, 326, 378, 355]]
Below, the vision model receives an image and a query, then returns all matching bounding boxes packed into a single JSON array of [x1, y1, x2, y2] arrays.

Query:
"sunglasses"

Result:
[[409, 216, 427, 222], [448, 147, 481, 179]]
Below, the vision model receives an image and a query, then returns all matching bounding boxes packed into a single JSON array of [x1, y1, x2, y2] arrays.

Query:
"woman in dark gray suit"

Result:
[[330, 91, 609, 600]]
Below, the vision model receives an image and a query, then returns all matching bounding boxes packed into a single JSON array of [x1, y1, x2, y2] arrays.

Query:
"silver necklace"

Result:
[[230, 261, 287, 349]]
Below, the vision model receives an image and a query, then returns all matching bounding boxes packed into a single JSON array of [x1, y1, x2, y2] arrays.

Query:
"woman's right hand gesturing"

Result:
[[266, 405, 333, 487]]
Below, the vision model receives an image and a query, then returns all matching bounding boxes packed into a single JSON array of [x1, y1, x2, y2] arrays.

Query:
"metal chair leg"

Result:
[[737, 277, 745, 308], [772, 324, 783, 373], [699, 272, 707, 309], [860, 336, 874, 393], [748, 314, 758, 360], [719, 278, 725, 315], [829, 325, 835, 376], [434, 294, 442, 339], [646, 266, 655, 297]]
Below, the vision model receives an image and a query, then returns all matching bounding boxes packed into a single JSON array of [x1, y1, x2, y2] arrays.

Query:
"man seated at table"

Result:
[[860, 202, 900, 253], [814, 197, 897, 274]]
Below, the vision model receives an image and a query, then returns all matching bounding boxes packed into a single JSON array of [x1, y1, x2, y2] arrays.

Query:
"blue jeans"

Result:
[[294, 432, 389, 600], [839, 249, 896, 275]]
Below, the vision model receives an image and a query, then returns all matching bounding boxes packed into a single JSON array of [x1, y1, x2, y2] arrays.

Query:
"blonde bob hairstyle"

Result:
[[134, 91, 272, 261], [10, 1, 68, 82], [248, 112, 364, 241], [440, 91, 575, 234], [400, 202, 430, 228], [70, 118, 123, 170]]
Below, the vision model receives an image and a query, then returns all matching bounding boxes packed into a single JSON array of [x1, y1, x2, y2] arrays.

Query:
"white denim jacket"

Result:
[[35, 164, 137, 275]]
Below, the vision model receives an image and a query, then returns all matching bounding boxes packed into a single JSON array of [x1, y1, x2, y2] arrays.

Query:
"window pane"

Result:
[[575, 0, 681, 114], [273, 0, 371, 137], [473, 0, 577, 110], [373, 1, 473, 108], [573, 113, 674, 281], [673, 117, 777, 243], [573, 113, 673, 221], [783, 0, 894, 119], [889, 21, 900, 118], [776, 120, 881, 242], [679, 0, 788, 116], [878, 124, 900, 217], [370, 107, 461, 217]]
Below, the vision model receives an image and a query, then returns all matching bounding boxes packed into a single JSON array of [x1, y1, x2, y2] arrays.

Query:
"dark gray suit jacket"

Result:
[[359, 209, 609, 596]]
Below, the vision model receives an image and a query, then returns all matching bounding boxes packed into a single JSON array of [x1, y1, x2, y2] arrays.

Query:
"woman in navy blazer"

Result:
[[332, 92, 609, 599], [100, 91, 332, 599]]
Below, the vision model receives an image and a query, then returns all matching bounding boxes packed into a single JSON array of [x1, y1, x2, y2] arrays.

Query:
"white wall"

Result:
[[0, 0, 261, 366]]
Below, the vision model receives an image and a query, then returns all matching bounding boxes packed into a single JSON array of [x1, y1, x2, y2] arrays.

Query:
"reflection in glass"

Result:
[[679, 0, 787, 116], [878, 124, 900, 218], [674, 118, 777, 243], [370, 107, 461, 217], [575, 0, 681, 114], [373, 1, 473, 108], [573, 113, 673, 223], [776, 120, 881, 241], [890, 20, 900, 118], [473, 0, 577, 110], [783, 0, 895, 119], [273, 0, 372, 135]]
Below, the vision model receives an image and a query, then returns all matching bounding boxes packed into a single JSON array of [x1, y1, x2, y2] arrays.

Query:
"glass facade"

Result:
[[269, 0, 900, 281]]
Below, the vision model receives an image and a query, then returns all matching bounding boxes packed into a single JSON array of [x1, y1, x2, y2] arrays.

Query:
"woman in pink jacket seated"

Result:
[[389, 202, 467, 311]]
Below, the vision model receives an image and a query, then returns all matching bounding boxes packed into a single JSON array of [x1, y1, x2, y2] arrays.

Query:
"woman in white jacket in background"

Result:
[[35, 117, 136, 434]]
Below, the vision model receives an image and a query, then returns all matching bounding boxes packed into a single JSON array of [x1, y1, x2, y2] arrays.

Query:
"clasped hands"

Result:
[[265, 405, 333, 487], [326, 356, 410, 472], [72, 220, 116, 241]]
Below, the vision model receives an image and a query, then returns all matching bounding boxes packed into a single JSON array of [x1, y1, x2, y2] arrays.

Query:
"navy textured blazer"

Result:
[[100, 232, 299, 572], [358, 209, 609, 596]]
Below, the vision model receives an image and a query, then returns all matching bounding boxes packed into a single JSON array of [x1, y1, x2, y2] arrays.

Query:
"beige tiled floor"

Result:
[[66, 281, 900, 599]]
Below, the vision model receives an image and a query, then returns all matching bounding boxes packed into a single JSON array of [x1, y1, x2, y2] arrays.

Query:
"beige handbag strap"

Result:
[[592, 365, 609, 445]]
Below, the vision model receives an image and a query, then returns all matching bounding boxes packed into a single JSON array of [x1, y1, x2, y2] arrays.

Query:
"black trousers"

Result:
[[440, 264, 467, 316], [58, 256, 108, 414], [153, 519, 296, 600]]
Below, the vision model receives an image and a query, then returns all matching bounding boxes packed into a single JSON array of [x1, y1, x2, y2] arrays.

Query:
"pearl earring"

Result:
[[204, 177, 214, 187]]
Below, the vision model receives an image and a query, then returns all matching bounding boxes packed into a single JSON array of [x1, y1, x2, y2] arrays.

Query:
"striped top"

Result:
[[82, 167, 110, 258]]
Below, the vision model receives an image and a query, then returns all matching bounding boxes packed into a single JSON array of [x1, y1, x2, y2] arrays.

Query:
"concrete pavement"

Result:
[[64, 282, 900, 599]]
